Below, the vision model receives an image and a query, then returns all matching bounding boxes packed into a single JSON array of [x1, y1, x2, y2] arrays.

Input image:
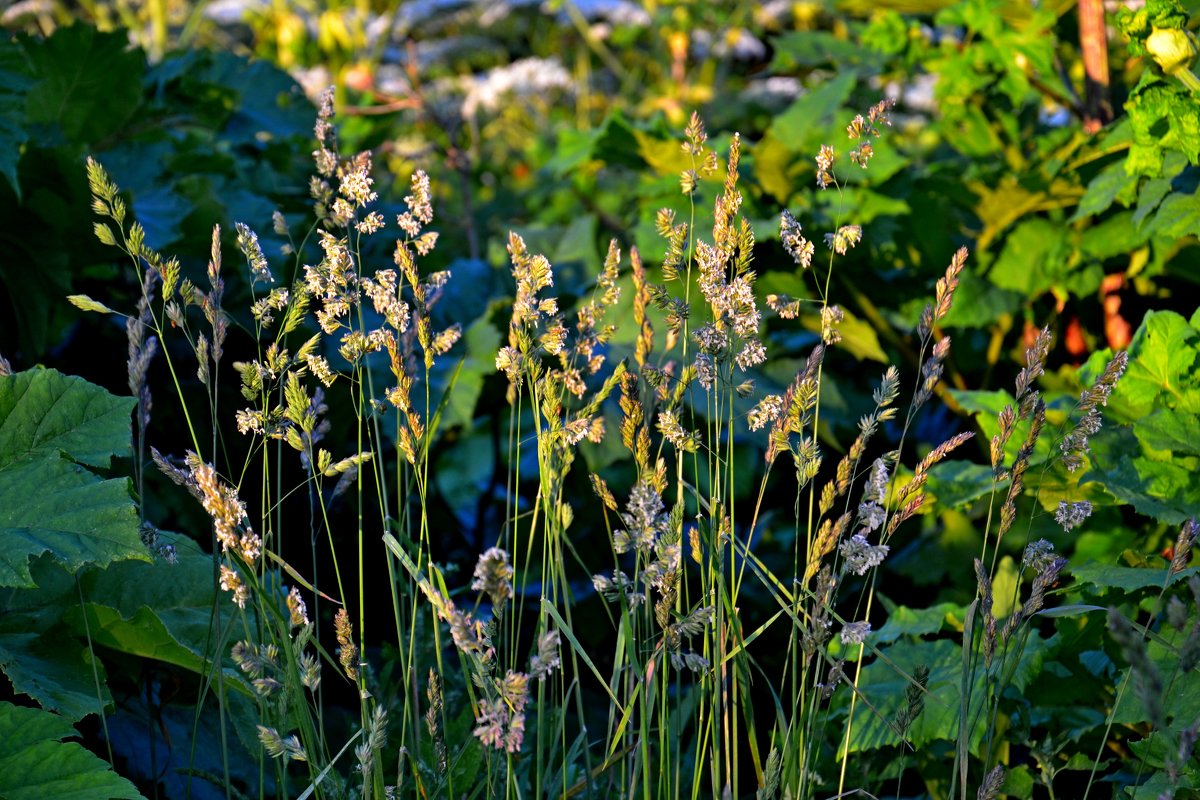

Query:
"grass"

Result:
[[73, 91, 1177, 800]]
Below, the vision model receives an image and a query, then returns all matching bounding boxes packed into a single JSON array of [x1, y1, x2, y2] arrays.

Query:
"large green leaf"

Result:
[[939, 269, 1023, 329], [0, 369, 134, 469], [194, 51, 316, 144], [1098, 309, 1200, 420], [797, 307, 887, 363], [837, 638, 975, 753], [1086, 426, 1200, 525], [0, 369, 145, 587], [767, 72, 857, 156], [73, 533, 246, 689], [872, 602, 967, 645], [1071, 160, 1134, 221], [21, 25, 144, 144], [434, 315, 502, 431], [1136, 407, 1200, 458], [103, 689, 268, 798], [1124, 73, 1200, 178], [1112, 634, 1200, 726], [1128, 311, 1200, 412], [1078, 309, 1200, 523], [987, 218, 1072, 295], [0, 632, 110, 723], [1144, 188, 1200, 240], [927, 459, 1006, 509], [547, 110, 646, 177], [0, 558, 109, 721], [948, 388, 1066, 464], [0, 701, 143, 800], [840, 631, 1054, 754]]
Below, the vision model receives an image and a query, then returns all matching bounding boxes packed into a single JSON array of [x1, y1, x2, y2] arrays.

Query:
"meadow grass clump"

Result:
[[74, 88, 1146, 800]]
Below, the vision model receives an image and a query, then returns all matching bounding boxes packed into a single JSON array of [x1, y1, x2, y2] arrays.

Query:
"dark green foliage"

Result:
[[0, 25, 312, 363]]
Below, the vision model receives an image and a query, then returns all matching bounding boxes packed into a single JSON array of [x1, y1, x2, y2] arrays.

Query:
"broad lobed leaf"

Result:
[[0, 369, 145, 587], [0, 701, 144, 800]]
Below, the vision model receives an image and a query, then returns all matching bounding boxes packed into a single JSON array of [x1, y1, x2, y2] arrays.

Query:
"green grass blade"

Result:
[[542, 598, 626, 716]]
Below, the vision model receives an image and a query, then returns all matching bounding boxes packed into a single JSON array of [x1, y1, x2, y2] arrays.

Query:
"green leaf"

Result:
[[1002, 765, 1037, 799], [927, 459, 1006, 508], [939, 269, 1023, 329], [71, 603, 218, 676], [548, 110, 646, 177], [769, 31, 881, 71], [938, 103, 1003, 157], [749, 133, 800, 201], [1088, 438, 1200, 525], [0, 39, 32, 198], [195, 52, 312, 144], [988, 218, 1071, 295], [1105, 309, 1199, 419], [1144, 188, 1200, 239], [948, 388, 1063, 464], [860, 10, 910, 55], [547, 127, 603, 177], [0, 369, 145, 587], [0, 632, 110, 722], [0, 701, 144, 799], [129, 185, 191, 251], [1079, 211, 1151, 260], [21, 25, 144, 144], [1132, 177, 1173, 227], [767, 72, 857, 156], [992, 555, 1020, 619], [1112, 631, 1200, 726], [1136, 407, 1200, 457], [0, 557, 110, 721], [1125, 772, 1198, 800], [1071, 160, 1132, 220], [73, 533, 246, 687], [1124, 74, 1200, 178], [446, 711, 485, 794], [554, 213, 602, 274], [0, 369, 134, 469], [949, 389, 1013, 420], [837, 638, 977, 753], [872, 603, 967, 645], [437, 317, 501, 432], [840, 628, 1056, 754], [1070, 561, 1190, 591]]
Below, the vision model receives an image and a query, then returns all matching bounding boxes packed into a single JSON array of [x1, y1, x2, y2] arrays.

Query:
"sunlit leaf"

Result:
[[1071, 160, 1131, 221], [872, 602, 967, 644], [767, 72, 857, 156]]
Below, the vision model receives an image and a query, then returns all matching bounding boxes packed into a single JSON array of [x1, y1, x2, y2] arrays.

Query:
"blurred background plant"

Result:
[[1, 0, 1199, 797], [6, 0, 1198, 387]]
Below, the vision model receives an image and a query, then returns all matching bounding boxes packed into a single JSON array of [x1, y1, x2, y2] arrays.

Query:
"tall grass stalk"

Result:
[[78, 91, 1136, 800]]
